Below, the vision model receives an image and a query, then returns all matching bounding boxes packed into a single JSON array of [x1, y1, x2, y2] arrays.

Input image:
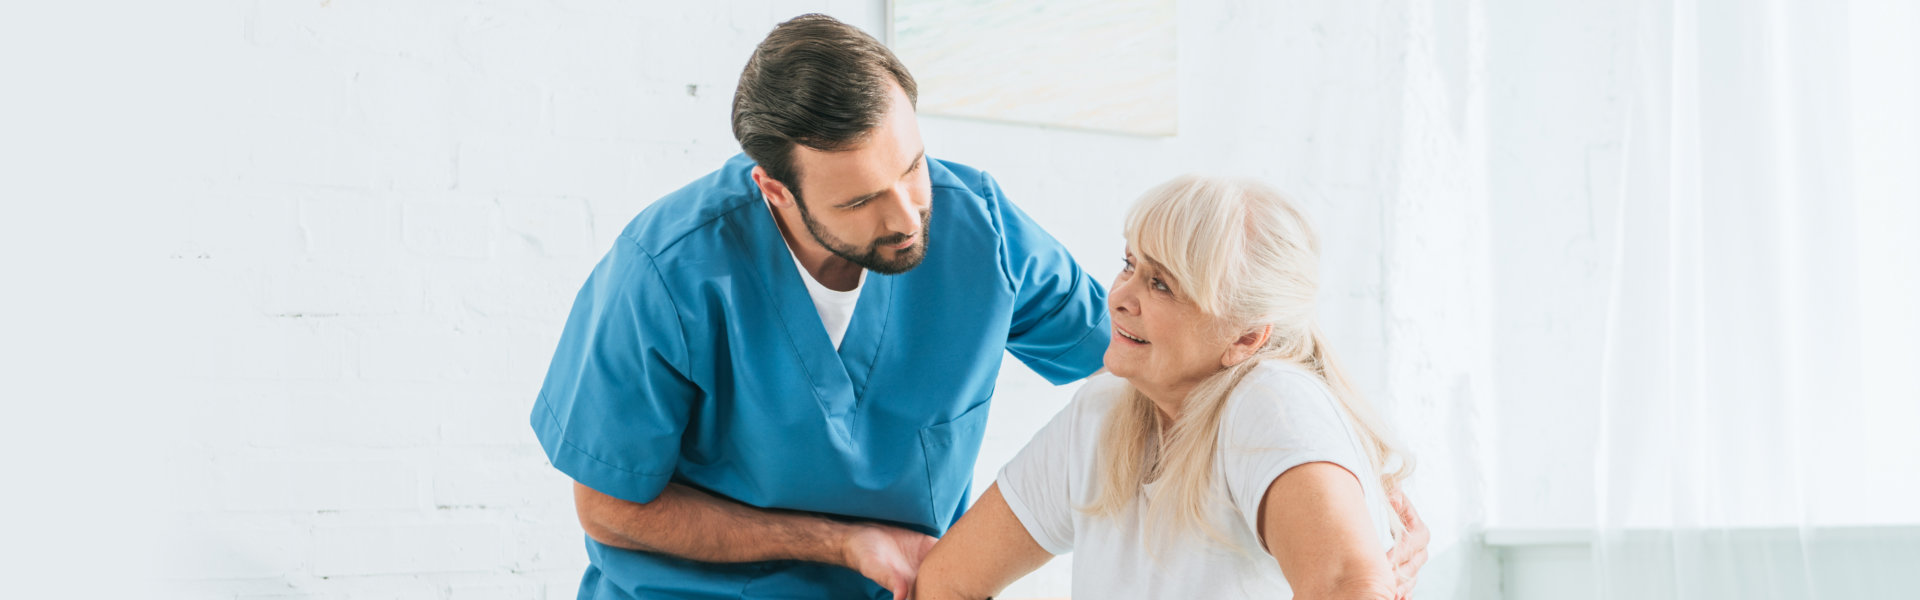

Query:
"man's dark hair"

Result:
[[731, 14, 918, 196]]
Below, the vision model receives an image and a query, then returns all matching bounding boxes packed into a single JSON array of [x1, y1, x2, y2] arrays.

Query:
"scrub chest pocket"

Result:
[[920, 396, 992, 527]]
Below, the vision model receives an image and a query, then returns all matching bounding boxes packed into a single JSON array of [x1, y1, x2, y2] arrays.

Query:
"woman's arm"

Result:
[[1259, 462, 1398, 600], [914, 483, 1056, 600]]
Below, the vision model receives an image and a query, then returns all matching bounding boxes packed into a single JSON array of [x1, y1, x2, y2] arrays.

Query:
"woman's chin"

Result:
[[1100, 352, 1136, 379]]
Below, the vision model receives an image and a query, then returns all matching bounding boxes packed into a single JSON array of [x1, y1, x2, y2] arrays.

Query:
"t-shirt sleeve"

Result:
[[529, 237, 698, 505], [1218, 368, 1374, 541], [994, 392, 1087, 555], [981, 171, 1111, 385]]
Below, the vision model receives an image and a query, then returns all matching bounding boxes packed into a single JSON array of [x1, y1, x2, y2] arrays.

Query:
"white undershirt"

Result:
[[997, 363, 1396, 599], [768, 201, 864, 349]]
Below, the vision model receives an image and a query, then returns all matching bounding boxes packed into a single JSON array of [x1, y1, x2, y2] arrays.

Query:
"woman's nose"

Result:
[[1109, 277, 1138, 315]]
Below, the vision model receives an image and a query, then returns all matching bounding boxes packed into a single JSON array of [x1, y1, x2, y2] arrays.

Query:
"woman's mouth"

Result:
[[1115, 325, 1150, 345]]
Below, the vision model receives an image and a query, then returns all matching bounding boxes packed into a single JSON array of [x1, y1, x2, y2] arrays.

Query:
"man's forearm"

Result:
[[575, 481, 849, 565]]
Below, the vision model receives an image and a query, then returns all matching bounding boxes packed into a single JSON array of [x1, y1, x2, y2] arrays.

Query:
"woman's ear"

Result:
[[1222, 324, 1273, 367]]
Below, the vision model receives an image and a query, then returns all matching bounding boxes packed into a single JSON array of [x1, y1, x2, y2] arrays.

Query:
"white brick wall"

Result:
[[0, 0, 1491, 598]]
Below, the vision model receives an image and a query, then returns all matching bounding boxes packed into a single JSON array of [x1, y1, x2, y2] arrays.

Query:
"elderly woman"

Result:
[[913, 176, 1420, 600]]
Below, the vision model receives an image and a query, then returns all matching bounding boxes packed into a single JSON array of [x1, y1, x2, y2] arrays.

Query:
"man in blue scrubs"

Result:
[[532, 13, 1429, 600]]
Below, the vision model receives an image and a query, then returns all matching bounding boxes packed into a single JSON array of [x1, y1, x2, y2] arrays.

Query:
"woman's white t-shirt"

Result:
[[996, 362, 1396, 599]]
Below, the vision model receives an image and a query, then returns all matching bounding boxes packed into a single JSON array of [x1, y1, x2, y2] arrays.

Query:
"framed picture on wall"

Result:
[[889, 0, 1178, 136]]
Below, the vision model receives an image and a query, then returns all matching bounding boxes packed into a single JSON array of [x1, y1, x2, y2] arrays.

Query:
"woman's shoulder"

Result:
[[1232, 361, 1338, 408], [1221, 361, 1350, 441], [1063, 372, 1133, 423], [1072, 371, 1132, 403]]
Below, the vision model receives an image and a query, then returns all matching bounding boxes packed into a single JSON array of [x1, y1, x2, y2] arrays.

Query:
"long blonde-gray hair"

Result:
[[1083, 175, 1413, 545]]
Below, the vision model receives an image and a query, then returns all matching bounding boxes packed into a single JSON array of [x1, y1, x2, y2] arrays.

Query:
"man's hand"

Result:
[[841, 523, 938, 600], [1385, 485, 1430, 600]]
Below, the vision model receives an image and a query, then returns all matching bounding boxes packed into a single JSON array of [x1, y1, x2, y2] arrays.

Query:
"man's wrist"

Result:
[[805, 517, 858, 568]]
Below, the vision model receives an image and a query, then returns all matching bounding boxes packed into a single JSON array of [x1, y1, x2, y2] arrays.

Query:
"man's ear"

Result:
[[751, 166, 797, 209], [1222, 324, 1273, 367]]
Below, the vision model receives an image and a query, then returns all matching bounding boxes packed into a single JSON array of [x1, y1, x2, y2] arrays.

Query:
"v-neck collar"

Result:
[[734, 188, 895, 440]]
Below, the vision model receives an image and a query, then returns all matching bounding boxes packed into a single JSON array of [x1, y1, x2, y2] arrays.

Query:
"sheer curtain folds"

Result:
[[1591, 0, 1920, 598]]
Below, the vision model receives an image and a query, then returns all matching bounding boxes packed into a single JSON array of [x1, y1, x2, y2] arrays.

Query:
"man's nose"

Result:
[[884, 185, 920, 234]]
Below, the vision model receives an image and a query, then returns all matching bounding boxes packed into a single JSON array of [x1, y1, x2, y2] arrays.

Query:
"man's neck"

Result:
[[768, 201, 863, 292]]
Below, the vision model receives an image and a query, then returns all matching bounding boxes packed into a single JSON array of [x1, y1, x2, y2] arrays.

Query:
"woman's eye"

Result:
[[1122, 258, 1134, 273], [1152, 278, 1170, 292]]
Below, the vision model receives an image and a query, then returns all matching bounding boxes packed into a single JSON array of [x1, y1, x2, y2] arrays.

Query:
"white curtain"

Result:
[[1590, 0, 1920, 598]]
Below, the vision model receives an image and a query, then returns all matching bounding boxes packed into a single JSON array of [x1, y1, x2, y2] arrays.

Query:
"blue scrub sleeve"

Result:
[[531, 237, 697, 504], [982, 172, 1112, 384]]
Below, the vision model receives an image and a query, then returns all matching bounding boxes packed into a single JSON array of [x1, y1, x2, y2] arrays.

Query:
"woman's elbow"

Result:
[[911, 561, 986, 600], [1292, 568, 1395, 600], [1310, 573, 1397, 600], [909, 580, 966, 600]]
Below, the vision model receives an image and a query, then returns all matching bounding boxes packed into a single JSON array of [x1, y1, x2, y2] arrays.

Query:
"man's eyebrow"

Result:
[[833, 148, 926, 209]]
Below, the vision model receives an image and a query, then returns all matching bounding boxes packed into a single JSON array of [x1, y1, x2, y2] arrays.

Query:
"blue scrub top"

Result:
[[531, 154, 1111, 599]]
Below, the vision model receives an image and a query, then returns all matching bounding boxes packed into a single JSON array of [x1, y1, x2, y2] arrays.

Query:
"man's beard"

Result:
[[794, 196, 932, 275]]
